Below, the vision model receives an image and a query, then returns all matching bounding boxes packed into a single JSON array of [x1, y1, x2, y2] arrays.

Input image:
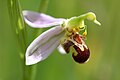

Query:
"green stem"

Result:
[[7, 0, 49, 80], [39, 0, 49, 13], [7, 0, 31, 80]]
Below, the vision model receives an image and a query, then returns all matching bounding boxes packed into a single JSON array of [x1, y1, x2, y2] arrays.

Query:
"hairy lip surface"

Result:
[[72, 45, 90, 63]]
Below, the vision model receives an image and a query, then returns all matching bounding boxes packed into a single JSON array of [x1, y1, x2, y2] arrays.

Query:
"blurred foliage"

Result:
[[0, 0, 120, 80]]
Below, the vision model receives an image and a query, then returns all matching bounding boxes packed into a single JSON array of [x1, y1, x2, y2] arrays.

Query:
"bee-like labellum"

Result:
[[62, 33, 90, 64], [72, 34, 90, 63], [72, 45, 90, 63]]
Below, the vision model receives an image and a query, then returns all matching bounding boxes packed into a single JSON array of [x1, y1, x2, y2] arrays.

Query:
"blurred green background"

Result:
[[0, 0, 120, 80]]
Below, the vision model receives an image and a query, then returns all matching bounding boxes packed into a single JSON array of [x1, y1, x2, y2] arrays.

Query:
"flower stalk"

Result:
[[7, 0, 48, 80], [39, 0, 49, 13], [7, 0, 28, 80]]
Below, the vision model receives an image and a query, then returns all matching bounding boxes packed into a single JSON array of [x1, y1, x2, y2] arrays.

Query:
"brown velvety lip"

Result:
[[72, 45, 90, 63]]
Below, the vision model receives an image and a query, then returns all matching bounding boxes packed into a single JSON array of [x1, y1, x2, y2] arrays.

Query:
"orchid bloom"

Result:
[[23, 10, 101, 65]]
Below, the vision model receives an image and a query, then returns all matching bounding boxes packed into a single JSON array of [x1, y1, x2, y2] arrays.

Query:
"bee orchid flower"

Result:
[[23, 10, 101, 65]]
